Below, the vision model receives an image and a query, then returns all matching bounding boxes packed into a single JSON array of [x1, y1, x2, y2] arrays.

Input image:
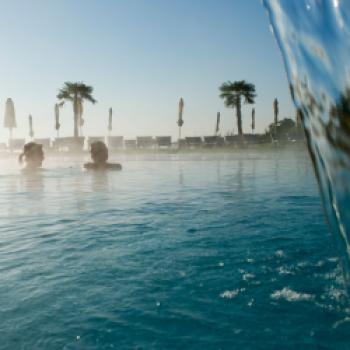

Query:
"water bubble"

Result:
[[277, 266, 295, 275], [297, 261, 308, 268], [220, 290, 239, 299], [242, 273, 255, 281], [275, 250, 285, 258], [220, 288, 245, 299]]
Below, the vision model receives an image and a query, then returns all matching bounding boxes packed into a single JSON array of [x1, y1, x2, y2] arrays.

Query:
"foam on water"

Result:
[[271, 287, 314, 302], [220, 288, 245, 299]]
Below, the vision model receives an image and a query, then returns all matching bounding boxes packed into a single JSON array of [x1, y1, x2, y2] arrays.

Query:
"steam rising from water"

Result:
[[263, 0, 350, 293]]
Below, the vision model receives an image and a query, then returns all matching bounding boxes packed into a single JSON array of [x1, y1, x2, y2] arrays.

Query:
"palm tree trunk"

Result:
[[73, 95, 78, 138], [236, 99, 243, 137], [178, 126, 182, 149]]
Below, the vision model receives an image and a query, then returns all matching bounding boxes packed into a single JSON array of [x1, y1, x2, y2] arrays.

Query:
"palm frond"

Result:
[[219, 80, 256, 106], [57, 81, 97, 104]]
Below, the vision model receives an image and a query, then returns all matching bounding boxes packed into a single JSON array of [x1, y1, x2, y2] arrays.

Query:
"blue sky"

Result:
[[0, 0, 294, 141]]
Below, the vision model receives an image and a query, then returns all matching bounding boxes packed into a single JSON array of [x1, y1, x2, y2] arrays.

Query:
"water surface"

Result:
[[0, 149, 348, 349]]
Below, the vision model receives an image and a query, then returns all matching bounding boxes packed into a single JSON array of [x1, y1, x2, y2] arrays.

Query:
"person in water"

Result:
[[19, 142, 44, 170], [84, 141, 122, 170]]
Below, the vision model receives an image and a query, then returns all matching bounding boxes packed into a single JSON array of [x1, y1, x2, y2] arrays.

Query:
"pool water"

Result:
[[0, 149, 349, 349]]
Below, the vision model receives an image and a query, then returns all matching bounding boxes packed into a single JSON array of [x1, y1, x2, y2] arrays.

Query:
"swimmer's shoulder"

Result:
[[84, 162, 96, 170], [83, 162, 122, 170], [107, 163, 122, 170], [21, 167, 45, 173]]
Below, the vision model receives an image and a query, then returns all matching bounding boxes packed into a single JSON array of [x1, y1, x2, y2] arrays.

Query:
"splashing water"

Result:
[[263, 0, 350, 293]]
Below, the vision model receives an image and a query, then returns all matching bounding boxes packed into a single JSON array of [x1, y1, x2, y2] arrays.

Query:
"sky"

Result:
[[0, 0, 295, 142]]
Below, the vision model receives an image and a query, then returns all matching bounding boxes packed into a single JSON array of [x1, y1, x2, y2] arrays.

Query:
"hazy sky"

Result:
[[0, 0, 295, 141]]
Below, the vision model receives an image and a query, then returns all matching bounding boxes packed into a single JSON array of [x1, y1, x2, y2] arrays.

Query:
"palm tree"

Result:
[[219, 80, 256, 137], [57, 82, 96, 138]]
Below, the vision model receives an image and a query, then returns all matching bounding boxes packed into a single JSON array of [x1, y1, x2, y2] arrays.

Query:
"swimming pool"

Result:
[[0, 149, 348, 349]]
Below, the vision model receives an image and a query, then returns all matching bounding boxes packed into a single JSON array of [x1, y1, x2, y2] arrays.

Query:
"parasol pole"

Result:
[[251, 108, 255, 134], [29, 114, 34, 140], [215, 112, 220, 136], [55, 103, 61, 139], [177, 98, 184, 149], [273, 98, 279, 140], [108, 107, 113, 141]]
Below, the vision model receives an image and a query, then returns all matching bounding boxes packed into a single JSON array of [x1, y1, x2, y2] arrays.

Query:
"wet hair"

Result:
[[19, 142, 44, 164], [90, 141, 108, 164]]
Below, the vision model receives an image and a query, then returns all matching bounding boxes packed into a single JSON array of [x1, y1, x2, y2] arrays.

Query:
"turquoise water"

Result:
[[0, 150, 349, 349]]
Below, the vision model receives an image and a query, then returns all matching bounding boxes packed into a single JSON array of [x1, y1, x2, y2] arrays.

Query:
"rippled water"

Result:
[[0, 150, 349, 349], [263, 0, 350, 291]]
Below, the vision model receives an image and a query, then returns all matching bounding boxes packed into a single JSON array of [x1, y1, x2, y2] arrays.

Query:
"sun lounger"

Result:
[[9, 138, 25, 150], [136, 136, 154, 149], [203, 136, 224, 147], [34, 138, 51, 149], [185, 137, 202, 148], [224, 135, 241, 146], [155, 136, 172, 148], [108, 136, 124, 149], [53, 137, 85, 152], [125, 139, 137, 150]]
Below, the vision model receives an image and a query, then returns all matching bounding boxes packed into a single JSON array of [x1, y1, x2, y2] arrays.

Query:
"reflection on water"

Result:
[[178, 166, 185, 186], [20, 171, 45, 192], [263, 0, 350, 291]]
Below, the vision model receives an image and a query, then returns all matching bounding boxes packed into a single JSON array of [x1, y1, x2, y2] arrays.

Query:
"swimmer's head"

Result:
[[19, 142, 44, 169], [90, 141, 108, 165]]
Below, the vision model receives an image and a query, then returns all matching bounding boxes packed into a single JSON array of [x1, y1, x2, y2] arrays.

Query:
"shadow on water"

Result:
[[263, 1, 350, 296]]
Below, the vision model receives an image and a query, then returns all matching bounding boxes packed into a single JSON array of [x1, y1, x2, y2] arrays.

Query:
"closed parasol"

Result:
[[55, 103, 61, 138], [251, 108, 255, 133], [29, 114, 34, 138], [4, 98, 16, 141], [108, 108, 113, 132], [216, 112, 220, 135], [177, 98, 184, 147], [273, 98, 279, 125]]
